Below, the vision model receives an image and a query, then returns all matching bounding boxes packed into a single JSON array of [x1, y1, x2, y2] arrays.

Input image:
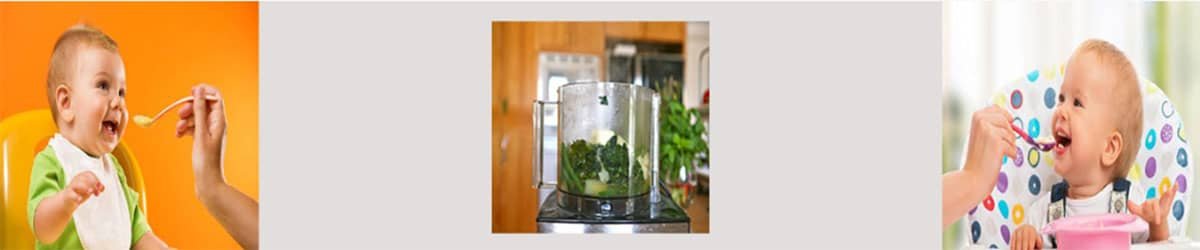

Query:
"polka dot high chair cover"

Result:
[[965, 64, 1194, 248]]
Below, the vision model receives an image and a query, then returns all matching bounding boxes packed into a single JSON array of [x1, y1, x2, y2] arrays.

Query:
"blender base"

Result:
[[556, 189, 649, 218], [536, 186, 690, 233]]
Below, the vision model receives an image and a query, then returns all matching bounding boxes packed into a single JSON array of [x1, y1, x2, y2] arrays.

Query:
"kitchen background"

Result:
[[943, 2, 1200, 249], [492, 21, 710, 233]]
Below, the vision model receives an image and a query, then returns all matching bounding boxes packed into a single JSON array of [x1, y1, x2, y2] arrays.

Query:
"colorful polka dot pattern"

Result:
[[997, 172, 1009, 193], [1028, 175, 1041, 196], [1012, 204, 1026, 225], [999, 200, 1010, 219], [1180, 148, 1190, 167], [1147, 157, 1158, 178], [1011, 90, 1024, 110], [964, 65, 1193, 247], [1027, 148, 1040, 168], [1148, 129, 1158, 150], [1043, 88, 1056, 109]]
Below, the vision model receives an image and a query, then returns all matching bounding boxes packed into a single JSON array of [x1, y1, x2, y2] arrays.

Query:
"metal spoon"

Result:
[[133, 95, 218, 127]]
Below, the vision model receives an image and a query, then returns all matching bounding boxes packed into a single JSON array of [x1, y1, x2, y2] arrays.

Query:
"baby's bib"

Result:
[[49, 134, 132, 250]]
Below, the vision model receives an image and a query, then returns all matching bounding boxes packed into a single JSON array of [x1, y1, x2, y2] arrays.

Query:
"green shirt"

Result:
[[26, 146, 150, 250]]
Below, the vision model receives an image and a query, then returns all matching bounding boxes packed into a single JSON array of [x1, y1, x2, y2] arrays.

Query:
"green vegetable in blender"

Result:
[[559, 135, 649, 197]]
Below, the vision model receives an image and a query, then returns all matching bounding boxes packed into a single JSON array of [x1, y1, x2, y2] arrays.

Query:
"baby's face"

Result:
[[61, 46, 127, 157], [1051, 52, 1121, 182]]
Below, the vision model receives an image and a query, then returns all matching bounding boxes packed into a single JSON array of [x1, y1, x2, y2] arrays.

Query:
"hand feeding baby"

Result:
[[1007, 39, 1175, 250]]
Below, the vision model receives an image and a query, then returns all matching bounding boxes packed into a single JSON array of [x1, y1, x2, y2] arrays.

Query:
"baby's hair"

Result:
[[1072, 39, 1142, 178], [45, 24, 119, 126]]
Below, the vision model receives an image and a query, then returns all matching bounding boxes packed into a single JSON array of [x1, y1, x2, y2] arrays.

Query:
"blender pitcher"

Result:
[[534, 82, 660, 218]]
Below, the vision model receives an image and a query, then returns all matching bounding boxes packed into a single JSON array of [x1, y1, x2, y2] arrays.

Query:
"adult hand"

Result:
[[176, 84, 226, 186], [176, 84, 258, 249], [962, 105, 1018, 184], [943, 105, 1018, 228]]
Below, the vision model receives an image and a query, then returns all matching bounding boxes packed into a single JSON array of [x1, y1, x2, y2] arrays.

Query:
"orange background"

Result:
[[0, 2, 258, 249]]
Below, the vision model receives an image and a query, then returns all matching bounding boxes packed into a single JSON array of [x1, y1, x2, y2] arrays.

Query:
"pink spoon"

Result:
[[1012, 123, 1056, 151]]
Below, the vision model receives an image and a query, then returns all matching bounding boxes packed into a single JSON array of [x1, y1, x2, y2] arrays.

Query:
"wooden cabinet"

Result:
[[642, 22, 686, 43], [605, 22, 645, 40], [533, 22, 606, 55], [532, 21, 685, 59], [493, 22, 539, 233], [569, 22, 606, 56], [533, 22, 571, 51], [605, 22, 686, 43]]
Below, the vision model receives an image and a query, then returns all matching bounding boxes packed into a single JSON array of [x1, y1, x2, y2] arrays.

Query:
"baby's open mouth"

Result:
[[102, 120, 119, 136], [1054, 130, 1072, 151]]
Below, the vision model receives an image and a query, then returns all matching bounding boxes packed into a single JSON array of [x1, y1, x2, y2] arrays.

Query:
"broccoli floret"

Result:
[[599, 136, 630, 182], [559, 136, 649, 197]]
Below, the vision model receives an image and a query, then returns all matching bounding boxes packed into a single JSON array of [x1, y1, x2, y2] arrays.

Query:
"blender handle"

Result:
[[532, 100, 557, 189], [650, 94, 662, 201], [533, 100, 543, 189], [698, 47, 709, 103]]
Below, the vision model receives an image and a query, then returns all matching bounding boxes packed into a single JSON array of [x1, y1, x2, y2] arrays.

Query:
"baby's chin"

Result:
[[1054, 161, 1103, 183], [94, 135, 121, 155], [101, 142, 118, 152], [85, 143, 118, 157], [1053, 162, 1073, 177], [73, 142, 117, 158]]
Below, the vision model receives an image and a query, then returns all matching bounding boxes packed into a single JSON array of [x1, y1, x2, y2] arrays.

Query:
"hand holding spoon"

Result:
[[133, 95, 219, 127]]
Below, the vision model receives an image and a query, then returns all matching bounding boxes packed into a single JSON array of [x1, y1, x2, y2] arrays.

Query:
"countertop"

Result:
[[687, 192, 710, 233]]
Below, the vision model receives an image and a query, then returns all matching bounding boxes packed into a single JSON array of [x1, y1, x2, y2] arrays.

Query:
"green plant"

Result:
[[658, 79, 708, 186]]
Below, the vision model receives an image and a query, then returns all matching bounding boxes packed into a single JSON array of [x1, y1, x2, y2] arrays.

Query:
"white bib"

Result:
[[49, 134, 131, 250]]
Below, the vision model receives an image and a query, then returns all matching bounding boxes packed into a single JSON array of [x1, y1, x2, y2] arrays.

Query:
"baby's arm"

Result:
[[132, 231, 168, 250], [32, 171, 104, 243]]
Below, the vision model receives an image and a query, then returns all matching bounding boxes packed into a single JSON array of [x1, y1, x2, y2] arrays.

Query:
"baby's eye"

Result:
[[1073, 98, 1082, 107], [1058, 94, 1064, 106], [97, 80, 109, 90], [118, 88, 125, 98]]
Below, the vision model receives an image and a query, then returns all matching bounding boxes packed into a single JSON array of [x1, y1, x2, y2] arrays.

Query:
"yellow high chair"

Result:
[[0, 109, 147, 249]]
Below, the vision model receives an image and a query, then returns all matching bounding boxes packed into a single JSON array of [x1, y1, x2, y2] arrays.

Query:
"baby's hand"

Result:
[[1129, 184, 1177, 241], [64, 171, 105, 206], [1010, 224, 1043, 250]]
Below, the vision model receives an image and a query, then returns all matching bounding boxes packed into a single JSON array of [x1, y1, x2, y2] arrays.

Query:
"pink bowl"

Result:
[[1042, 214, 1148, 250]]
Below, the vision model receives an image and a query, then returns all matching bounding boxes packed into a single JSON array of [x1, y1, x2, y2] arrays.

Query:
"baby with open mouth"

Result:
[[27, 24, 169, 249], [1007, 39, 1177, 250]]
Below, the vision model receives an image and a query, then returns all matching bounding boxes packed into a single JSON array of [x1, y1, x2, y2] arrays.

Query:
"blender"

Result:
[[533, 81, 690, 233]]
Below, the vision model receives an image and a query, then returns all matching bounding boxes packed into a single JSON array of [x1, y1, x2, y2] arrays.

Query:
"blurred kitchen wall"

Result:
[[684, 22, 710, 108]]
